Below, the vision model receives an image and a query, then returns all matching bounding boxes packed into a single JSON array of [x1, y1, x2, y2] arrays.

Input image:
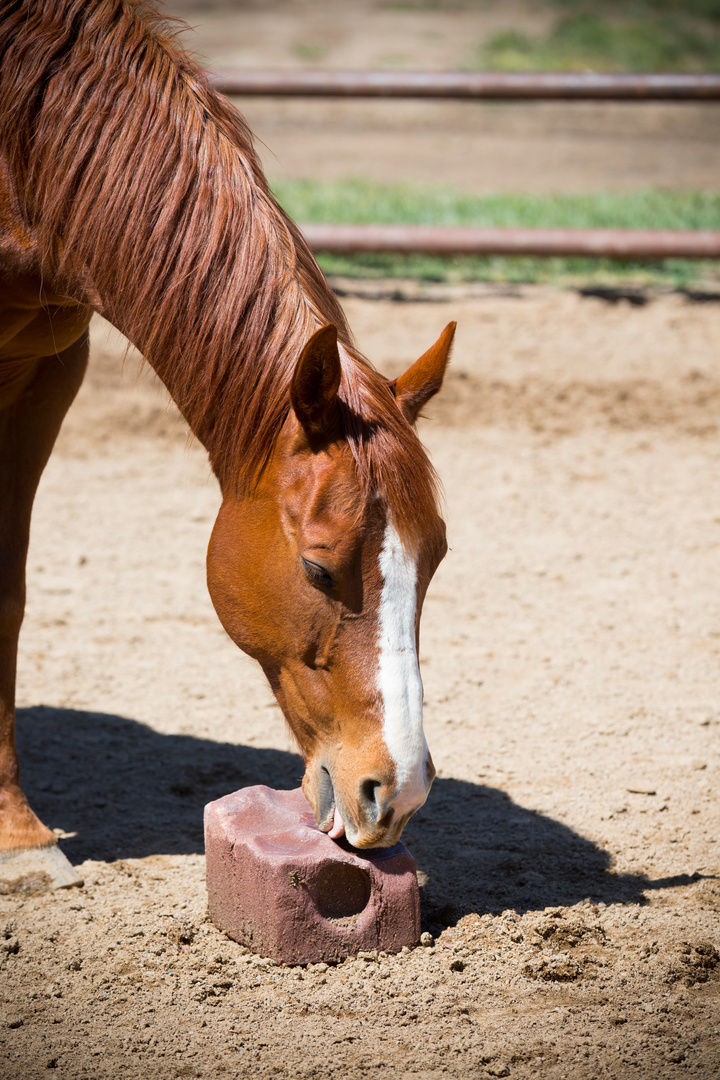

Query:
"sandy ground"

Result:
[[2, 3, 720, 1077], [1, 287, 720, 1078]]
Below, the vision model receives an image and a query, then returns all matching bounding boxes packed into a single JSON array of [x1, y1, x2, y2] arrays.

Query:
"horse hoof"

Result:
[[0, 845, 83, 894]]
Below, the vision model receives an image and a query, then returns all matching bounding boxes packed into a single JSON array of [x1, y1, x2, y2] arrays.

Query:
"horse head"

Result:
[[207, 322, 455, 848]]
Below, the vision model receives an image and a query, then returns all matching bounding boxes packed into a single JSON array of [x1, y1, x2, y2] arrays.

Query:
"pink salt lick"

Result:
[[204, 785, 421, 965]]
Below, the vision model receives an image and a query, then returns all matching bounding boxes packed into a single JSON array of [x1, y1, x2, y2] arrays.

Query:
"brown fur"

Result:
[[0, 0, 440, 542], [0, 0, 454, 852]]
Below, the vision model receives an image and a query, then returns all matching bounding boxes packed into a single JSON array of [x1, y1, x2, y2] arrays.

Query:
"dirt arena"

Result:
[[2, 2, 720, 1077], [1, 286, 719, 1078]]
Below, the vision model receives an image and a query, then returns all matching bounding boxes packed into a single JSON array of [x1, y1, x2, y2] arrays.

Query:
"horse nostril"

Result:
[[359, 777, 386, 821], [359, 778, 381, 809], [358, 778, 396, 829]]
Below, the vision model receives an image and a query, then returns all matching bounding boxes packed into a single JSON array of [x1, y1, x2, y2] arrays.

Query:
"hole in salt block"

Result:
[[313, 863, 371, 923]]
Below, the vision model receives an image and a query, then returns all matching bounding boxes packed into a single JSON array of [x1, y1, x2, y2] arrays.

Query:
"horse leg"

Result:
[[0, 334, 88, 880]]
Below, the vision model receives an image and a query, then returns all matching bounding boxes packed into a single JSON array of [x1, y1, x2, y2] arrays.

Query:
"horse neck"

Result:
[[0, 0, 350, 481], [99, 213, 340, 488]]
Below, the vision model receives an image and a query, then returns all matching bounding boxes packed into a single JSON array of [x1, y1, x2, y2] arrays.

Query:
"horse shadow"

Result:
[[16, 706, 700, 927]]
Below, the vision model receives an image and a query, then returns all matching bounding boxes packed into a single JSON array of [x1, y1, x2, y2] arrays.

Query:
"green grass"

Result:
[[551, 0, 720, 23], [478, 6, 720, 74], [272, 179, 720, 289]]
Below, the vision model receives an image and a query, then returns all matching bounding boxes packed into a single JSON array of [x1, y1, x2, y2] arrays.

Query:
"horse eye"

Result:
[[300, 557, 335, 589]]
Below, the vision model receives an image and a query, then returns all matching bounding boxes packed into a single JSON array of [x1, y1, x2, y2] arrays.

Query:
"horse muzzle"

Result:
[[302, 756, 434, 849]]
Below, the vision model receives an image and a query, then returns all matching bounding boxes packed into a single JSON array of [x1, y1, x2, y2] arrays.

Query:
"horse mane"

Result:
[[0, 0, 440, 542]]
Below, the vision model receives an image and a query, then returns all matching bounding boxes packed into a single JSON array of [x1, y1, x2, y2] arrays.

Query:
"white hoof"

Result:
[[0, 845, 83, 892]]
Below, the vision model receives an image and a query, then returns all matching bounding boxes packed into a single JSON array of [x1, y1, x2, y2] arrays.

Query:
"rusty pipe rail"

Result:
[[299, 225, 720, 259], [208, 70, 720, 101]]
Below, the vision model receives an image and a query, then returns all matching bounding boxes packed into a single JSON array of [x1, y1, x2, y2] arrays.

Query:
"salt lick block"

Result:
[[204, 785, 420, 965]]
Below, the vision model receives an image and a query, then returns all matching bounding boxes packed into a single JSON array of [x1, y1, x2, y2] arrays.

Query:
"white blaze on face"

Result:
[[377, 519, 429, 818]]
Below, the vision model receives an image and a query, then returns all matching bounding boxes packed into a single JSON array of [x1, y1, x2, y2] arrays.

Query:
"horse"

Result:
[[0, 0, 455, 877]]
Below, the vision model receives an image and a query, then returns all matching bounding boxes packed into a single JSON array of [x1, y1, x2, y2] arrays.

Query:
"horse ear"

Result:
[[391, 322, 456, 424], [291, 324, 342, 441]]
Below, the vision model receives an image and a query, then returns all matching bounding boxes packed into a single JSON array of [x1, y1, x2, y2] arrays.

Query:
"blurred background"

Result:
[[159, 0, 720, 290]]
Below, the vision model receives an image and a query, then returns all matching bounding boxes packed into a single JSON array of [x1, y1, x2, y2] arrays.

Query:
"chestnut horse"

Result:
[[0, 0, 454, 870]]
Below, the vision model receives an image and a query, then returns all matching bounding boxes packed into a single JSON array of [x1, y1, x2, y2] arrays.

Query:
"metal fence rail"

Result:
[[208, 69, 720, 261], [299, 225, 720, 260], [209, 69, 720, 101]]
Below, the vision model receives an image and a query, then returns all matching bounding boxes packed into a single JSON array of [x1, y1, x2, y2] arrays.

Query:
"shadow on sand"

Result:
[[17, 706, 700, 928]]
